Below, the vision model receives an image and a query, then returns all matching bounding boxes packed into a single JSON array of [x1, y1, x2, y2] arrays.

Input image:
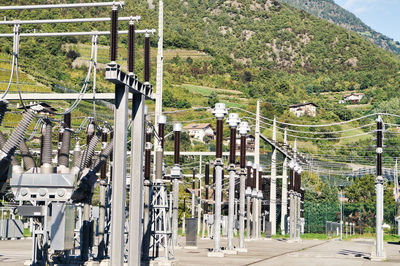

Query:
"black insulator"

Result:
[[0, 100, 7, 126], [100, 132, 108, 179], [183, 197, 186, 212], [2, 108, 35, 156], [39, 134, 44, 166], [144, 35, 150, 83], [144, 150, 151, 180], [174, 131, 180, 165], [158, 124, 165, 149], [289, 168, 294, 191], [258, 171, 263, 191], [58, 129, 71, 168], [205, 163, 210, 185], [0, 132, 18, 166], [192, 169, 195, 190], [252, 167, 257, 189], [109, 131, 114, 182], [128, 22, 135, 73], [216, 119, 223, 159], [252, 168, 257, 189], [41, 120, 53, 165], [229, 127, 236, 164], [240, 135, 246, 168], [145, 131, 152, 143], [110, 7, 118, 62], [246, 166, 251, 187], [20, 139, 35, 170], [64, 113, 71, 128]]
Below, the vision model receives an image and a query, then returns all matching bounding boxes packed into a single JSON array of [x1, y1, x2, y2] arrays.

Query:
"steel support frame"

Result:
[[110, 84, 129, 266], [128, 93, 146, 265]]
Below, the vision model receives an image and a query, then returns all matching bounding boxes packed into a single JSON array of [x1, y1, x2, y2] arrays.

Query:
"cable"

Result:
[[52, 35, 97, 115], [92, 35, 98, 121], [247, 117, 375, 135], [260, 126, 373, 140], [0, 24, 18, 100]]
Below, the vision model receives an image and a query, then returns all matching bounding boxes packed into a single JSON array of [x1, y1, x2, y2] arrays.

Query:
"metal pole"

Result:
[[197, 155, 202, 235], [246, 162, 253, 240], [254, 100, 261, 238], [171, 123, 182, 247], [375, 115, 385, 259], [0, 29, 156, 38], [0, 16, 140, 25], [288, 160, 295, 241], [154, 0, 164, 155], [192, 169, 196, 218], [203, 163, 210, 239], [227, 113, 240, 251], [210, 103, 227, 255], [270, 117, 277, 236], [281, 129, 288, 235], [110, 84, 129, 266], [340, 185, 343, 241], [97, 129, 108, 259], [238, 122, 250, 252], [128, 92, 146, 266], [142, 126, 152, 261], [0, 2, 125, 10]]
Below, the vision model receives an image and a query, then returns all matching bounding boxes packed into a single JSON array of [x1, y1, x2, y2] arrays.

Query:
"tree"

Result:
[[207, 92, 219, 107]]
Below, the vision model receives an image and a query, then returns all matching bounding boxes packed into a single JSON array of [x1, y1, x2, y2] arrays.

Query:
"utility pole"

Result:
[[246, 161, 253, 240], [154, 0, 163, 151], [373, 115, 385, 260], [288, 160, 295, 242], [254, 100, 260, 238], [171, 122, 182, 247], [197, 165, 202, 235], [208, 103, 227, 257], [257, 167, 264, 237], [226, 112, 240, 252], [252, 163, 257, 239], [141, 125, 152, 261], [340, 185, 344, 241], [270, 117, 277, 236], [238, 121, 250, 252], [192, 168, 196, 218], [295, 165, 302, 241], [281, 128, 288, 235]]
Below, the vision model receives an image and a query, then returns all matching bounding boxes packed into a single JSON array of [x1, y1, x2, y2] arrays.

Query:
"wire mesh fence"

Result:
[[303, 202, 398, 234]]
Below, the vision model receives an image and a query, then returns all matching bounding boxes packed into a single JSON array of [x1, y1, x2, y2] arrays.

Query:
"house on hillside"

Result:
[[340, 93, 365, 104], [183, 123, 214, 143], [235, 134, 255, 152], [289, 102, 318, 117]]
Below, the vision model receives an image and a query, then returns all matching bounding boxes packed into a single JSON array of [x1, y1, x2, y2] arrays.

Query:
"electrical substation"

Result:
[[0, 1, 399, 266]]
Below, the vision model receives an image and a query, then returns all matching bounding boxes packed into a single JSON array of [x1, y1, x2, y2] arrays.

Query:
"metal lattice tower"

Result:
[[150, 180, 174, 260]]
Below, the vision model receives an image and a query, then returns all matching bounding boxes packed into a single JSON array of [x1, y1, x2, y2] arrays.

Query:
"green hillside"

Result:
[[280, 0, 400, 54], [0, 0, 400, 158]]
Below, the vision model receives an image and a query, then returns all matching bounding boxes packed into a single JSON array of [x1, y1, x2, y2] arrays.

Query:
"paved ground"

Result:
[[0, 237, 399, 265], [173, 237, 400, 266]]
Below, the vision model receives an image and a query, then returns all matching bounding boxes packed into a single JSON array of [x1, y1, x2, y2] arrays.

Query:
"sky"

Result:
[[335, 0, 400, 41]]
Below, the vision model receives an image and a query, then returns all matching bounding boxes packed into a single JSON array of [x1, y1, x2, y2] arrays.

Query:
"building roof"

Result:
[[343, 93, 365, 97], [183, 123, 213, 130], [289, 102, 318, 108]]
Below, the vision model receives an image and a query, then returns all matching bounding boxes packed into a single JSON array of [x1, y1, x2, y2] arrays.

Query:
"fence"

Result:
[[304, 202, 398, 234]]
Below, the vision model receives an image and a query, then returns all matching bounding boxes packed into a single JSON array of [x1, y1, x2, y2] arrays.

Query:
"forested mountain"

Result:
[[280, 0, 400, 54], [0, 0, 399, 121]]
